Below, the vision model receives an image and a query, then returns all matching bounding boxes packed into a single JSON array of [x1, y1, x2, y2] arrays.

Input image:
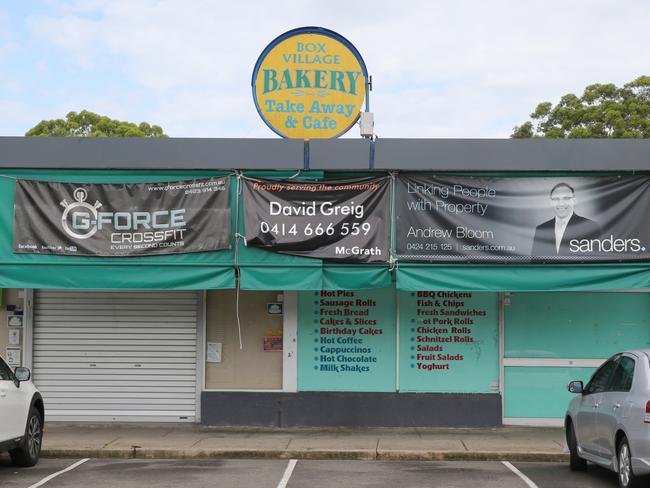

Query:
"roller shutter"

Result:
[[32, 290, 199, 422]]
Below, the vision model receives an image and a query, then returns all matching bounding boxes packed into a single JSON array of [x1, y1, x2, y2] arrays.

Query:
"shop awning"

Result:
[[4, 168, 650, 292], [239, 263, 391, 290], [0, 263, 234, 290], [396, 263, 650, 292], [0, 169, 235, 290], [236, 245, 391, 290]]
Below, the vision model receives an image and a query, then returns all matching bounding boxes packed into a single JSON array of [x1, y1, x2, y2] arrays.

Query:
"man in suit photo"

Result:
[[531, 182, 601, 257]]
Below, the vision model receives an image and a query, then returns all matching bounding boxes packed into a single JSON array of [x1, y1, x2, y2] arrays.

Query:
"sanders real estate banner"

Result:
[[396, 174, 650, 263]]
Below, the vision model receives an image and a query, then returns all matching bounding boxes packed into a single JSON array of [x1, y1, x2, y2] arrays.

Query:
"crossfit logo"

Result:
[[60, 188, 103, 240], [58, 186, 187, 250]]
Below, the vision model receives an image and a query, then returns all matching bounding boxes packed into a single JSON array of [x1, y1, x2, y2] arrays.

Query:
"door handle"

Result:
[[592, 402, 600, 409], [613, 403, 621, 410]]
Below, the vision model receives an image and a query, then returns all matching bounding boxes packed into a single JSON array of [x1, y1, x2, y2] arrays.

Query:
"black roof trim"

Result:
[[0, 137, 649, 171]]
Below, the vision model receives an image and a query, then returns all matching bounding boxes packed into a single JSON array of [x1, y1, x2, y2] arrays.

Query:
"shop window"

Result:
[[205, 290, 283, 390], [504, 366, 595, 418], [505, 293, 650, 358], [297, 289, 396, 392], [504, 293, 649, 419], [398, 291, 499, 393]]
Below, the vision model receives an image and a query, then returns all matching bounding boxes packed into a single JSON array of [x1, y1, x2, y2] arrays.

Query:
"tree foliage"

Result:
[[511, 76, 650, 138], [26, 110, 166, 138]]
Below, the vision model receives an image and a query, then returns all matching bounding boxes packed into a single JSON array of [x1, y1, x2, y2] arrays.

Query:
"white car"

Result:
[[565, 350, 650, 488], [0, 356, 44, 467]]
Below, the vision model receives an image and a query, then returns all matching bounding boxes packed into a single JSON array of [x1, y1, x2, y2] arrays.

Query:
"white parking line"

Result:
[[502, 461, 539, 488], [276, 459, 297, 488], [27, 458, 89, 488]]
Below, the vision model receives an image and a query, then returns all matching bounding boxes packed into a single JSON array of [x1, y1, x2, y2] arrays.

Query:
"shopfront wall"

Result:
[[6, 283, 645, 427], [503, 291, 650, 424], [2, 138, 650, 427], [200, 286, 650, 427], [4, 284, 647, 427], [201, 287, 503, 427]]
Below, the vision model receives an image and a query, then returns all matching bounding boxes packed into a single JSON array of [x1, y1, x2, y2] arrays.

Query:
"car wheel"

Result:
[[567, 421, 587, 471], [617, 436, 645, 488], [9, 407, 43, 467]]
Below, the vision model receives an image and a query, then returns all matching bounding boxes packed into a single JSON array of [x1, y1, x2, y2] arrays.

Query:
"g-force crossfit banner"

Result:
[[397, 174, 650, 263], [13, 177, 231, 256], [243, 176, 390, 263]]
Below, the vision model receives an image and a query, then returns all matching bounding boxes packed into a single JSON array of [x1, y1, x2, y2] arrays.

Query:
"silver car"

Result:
[[566, 350, 650, 488]]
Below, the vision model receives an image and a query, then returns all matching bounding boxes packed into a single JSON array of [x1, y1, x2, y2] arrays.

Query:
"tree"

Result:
[[511, 76, 650, 138], [26, 110, 166, 138]]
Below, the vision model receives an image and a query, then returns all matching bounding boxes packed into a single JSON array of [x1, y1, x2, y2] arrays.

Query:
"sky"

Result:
[[0, 0, 648, 139]]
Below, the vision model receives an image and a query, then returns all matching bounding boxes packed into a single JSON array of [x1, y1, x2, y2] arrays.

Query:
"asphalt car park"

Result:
[[0, 457, 629, 488]]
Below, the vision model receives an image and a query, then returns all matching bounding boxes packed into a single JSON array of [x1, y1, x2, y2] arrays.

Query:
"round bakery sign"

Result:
[[252, 26, 368, 139]]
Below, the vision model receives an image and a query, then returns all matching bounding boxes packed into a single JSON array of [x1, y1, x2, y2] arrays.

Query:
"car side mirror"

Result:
[[568, 380, 583, 394], [15, 367, 31, 383]]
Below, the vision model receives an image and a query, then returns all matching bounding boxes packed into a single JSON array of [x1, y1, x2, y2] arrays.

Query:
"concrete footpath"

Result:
[[38, 424, 569, 462]]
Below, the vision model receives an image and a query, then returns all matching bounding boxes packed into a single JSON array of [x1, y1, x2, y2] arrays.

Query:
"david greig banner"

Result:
[[243, 176, 390, 262], [396, 174, 650, 263], [13, 177, 231, 256]]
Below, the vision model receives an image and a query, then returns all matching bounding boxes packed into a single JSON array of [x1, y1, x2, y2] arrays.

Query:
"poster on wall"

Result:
[[7, 315, 23, 328], [396, 174, 650, 263], [297, 289, 396, 391], [243, 176, 390, 262], [13, 177, 231, 256], [399, 291, 499, 393], [5, 347, 20, 366], [263, 330, 283, 352], [8, 329, 20, 346]]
